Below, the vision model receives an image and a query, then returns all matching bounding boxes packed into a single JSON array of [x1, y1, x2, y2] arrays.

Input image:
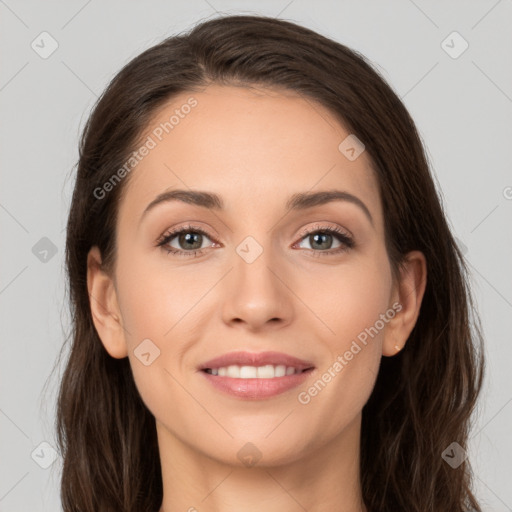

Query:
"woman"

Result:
[[56, 14, 484, 512]]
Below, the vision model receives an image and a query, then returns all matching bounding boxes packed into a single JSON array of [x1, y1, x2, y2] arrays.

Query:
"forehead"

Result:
[[119, 84, 382, 227]]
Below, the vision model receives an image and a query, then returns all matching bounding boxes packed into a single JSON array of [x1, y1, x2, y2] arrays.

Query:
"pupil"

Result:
[[311, 232, 332, 250], [180, 232, 202, 250]]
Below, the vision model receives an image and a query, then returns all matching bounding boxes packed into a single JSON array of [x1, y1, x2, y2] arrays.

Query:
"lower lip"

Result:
[[200, 369, 315, 399]]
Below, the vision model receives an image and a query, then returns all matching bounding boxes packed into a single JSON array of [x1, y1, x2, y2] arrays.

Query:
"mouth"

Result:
[[198, 351, 316, 399], [202, 364, 313, 378]]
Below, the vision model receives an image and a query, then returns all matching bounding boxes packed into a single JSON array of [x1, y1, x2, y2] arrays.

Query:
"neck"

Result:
[[157, 413, 366, 512]]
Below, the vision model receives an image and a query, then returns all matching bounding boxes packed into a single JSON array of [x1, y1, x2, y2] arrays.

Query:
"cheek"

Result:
[[114, 256, 210, 391], [299, 255, 392, 404], [115, 251, 205, 341], [114, 263, 199, 422], [305, 254, 393, 345]]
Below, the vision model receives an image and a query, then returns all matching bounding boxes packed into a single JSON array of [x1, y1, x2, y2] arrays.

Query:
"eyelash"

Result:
[[156, 223, 355, 258]]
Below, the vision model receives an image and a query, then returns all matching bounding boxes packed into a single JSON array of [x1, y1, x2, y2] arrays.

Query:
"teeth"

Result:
[[240, 366, 257, 378], [227, 365, 240, 378], [258, 365, 275, 378], [274, 365, 286, 377], [206, 364, 301, 378]]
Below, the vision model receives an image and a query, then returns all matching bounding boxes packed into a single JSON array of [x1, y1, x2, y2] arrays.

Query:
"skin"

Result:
[[87, 84, 427, 512]]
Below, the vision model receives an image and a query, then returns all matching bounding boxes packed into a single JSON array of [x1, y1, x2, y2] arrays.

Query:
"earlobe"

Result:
[[382, 250, 427, 357], [87, 246, 128, 359]]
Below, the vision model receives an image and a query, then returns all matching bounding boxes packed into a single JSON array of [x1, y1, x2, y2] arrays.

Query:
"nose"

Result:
[[221, 244, 294, 333]]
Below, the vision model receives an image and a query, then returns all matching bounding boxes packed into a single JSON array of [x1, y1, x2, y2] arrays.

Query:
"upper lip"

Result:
[[199, 351, 315, 372]]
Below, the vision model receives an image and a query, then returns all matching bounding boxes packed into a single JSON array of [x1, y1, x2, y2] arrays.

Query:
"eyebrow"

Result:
[[140, 189, 373, 226]]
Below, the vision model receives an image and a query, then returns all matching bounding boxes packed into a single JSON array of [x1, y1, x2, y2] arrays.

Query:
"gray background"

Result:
[[1, 0, 511, 510]]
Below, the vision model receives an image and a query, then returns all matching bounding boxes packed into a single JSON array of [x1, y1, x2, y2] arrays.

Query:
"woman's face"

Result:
[[90, 84, 412, 467]]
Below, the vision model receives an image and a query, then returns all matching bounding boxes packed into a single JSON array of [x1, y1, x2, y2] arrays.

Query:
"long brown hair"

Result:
[[53, 14, 485, 511]]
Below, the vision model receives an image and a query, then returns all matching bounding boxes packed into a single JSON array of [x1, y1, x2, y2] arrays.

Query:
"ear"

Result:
[[382, 250, 427, 357], [87, 246, 128, 359]]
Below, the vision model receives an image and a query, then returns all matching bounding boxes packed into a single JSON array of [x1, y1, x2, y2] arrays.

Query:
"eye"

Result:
[[156, 224, 218, 257], [294, 224, 355, 257], [156, 223, 355, 258]]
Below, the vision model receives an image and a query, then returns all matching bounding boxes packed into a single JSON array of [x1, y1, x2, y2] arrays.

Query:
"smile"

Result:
[[203, 364, 309, 378], [200, 366, 315, 400]]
